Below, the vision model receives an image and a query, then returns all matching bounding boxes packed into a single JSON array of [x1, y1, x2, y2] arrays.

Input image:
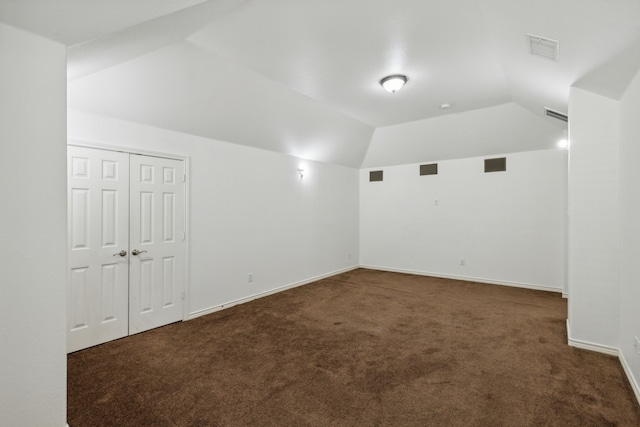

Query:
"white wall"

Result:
[[619, 68, 640, 397], [68, 110, 359, 317], [360, 149, 566, 291], [567, 87, 620, 350], [0, 24, 67, 426]]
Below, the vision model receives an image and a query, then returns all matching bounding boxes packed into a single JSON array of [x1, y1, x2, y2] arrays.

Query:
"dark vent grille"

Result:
[[544, 107, 568, 122], [420, 164, 438, 176], [369, 170, 383, 182], [485, 157, 506, 173]]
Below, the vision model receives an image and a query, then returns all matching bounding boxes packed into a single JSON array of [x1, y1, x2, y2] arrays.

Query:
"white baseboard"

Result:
[[359, 264, 562, 294], [567, 338, 620, 356], [566, 320, 619, 356], [187, 266, 358, 320], [619, 350, 640, 406], [566, 320, 640, 407]]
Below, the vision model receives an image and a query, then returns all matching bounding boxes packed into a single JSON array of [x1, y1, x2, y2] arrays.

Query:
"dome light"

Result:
[[380, 75, 407, 93]]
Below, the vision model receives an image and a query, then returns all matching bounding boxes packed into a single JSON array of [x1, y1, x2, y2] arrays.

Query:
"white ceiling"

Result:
[[187, 0, 512, 127], [68, 40, 374, 167], [3, 0, 640, 167], [0, 0, 208, 45], [362, 102, 565, 168]]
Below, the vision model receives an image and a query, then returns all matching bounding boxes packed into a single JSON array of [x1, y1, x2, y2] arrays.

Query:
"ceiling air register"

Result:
[[527, 33, 559, 62]]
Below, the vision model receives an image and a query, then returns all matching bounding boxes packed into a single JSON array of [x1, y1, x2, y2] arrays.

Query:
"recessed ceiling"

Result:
[[4, 0, 640, 167]]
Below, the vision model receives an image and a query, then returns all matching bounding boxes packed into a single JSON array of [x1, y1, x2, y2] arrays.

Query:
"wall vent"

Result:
[[527, 34, 559, 62], [420, 163, 438, 176], [484, 157, 506, 173], [544, 107, 568, 122], [369, 170, 383, 182]]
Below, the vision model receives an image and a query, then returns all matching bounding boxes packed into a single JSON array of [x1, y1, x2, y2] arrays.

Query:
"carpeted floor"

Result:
[[67, 268, 640, 426]]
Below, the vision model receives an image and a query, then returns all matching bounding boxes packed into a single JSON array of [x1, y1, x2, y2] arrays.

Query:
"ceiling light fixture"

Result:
[[380, 75, 407, 93]]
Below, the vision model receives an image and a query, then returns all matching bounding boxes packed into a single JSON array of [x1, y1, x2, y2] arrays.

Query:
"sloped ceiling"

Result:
[[4, 0, 640, 167], [68, 41, 374, 167], [362, 102, 565, 168], [0, 0, 208, 45], [573, 34, 640, 100]]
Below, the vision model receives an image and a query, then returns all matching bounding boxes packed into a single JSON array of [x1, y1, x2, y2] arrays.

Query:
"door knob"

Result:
[[132, 249, 147, 256], [113, 250, 127, 257]]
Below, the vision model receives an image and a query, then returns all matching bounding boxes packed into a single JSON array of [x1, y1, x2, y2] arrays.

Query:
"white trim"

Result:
[[562, 293, 568, 299], [187, 266, 358, 320], [567, 339, 618, 356], [359, 265, 562, 293], [67, 140, 192, 322], [566, 320, 619, 356], [181, 155, 191, 322], [566, 320, 640, 406], [619, 350, 640, 406], [68, 139, 185, 161]]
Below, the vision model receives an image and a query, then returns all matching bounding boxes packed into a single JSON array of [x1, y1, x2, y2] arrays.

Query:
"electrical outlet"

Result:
[[634, 336, 640, 356], [460, 259, 465, 266], [248, 273, 253, 283], [348, 253, 352, 259]]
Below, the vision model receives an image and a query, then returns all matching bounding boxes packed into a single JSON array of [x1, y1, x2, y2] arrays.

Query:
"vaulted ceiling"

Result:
[[3, 0, 640, 167]]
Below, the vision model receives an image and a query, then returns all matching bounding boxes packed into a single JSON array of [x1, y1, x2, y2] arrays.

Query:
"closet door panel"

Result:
[[129, 155, 185, 334], [67, 146, 130, 353]]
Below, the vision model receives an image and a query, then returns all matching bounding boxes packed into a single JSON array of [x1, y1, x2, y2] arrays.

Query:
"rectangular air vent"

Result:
[[369, 170, 383, 182], [485, 157, 506, 173], [527, 34, 559, 62], [544, 107, 568, 122], [420, 163, 438, 176]]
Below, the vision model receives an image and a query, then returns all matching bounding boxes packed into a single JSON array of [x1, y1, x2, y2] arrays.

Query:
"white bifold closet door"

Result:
[[129, 154, 185, 335], [67, 146, 185, 353], [67, 147, 130, 353]]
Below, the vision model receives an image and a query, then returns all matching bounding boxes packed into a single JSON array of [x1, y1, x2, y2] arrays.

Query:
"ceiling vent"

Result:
[[527, 34, 559, 62], [544, 107, 568, 122]]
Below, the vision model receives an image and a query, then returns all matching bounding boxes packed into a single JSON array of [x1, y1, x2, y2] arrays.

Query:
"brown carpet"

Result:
[[68, 268, 640, 426]]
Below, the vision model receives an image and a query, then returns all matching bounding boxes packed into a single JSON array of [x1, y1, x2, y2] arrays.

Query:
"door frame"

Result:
[[68, 139, 191, 322]]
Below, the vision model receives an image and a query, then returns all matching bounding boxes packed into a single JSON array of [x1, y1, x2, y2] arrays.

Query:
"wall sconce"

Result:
[[297, 168, 305, 179]]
